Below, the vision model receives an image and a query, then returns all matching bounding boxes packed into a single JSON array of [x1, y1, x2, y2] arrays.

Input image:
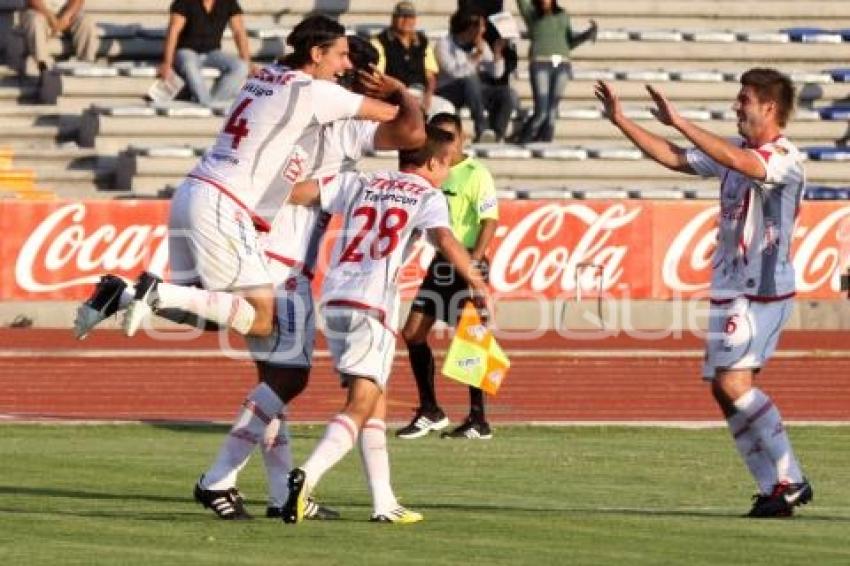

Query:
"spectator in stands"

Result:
[[512, 0, 597, 143], [21, 0, 99, 74], [435, 9, 515, 142], [159, 0, 252, 108], [371, 1, 453, 116]]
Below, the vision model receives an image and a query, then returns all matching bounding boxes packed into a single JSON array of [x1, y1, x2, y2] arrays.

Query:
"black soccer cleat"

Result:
[[396, 408, 450, 439], [440, 417, 493, 440], [280, 468, 308, 524], [73, 274, 127, 339], [194, 477, 253, 520], [746, 478, 813, 518]]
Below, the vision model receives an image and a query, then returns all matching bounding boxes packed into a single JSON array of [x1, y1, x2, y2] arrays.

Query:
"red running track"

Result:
[[1, 329, 848, 423]]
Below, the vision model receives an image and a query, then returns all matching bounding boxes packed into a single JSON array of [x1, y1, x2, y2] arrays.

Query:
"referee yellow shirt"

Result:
[[441, 155, 499, 248]]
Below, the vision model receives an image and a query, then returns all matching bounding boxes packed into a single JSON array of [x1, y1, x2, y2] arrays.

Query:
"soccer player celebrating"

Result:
[[596, 68, 812, 518], [194, 36, 428, 521], [74, 15, 398, 341], [279, 124, 490, 524]]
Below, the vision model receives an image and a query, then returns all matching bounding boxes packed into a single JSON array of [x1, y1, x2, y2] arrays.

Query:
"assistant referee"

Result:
[[397, 112, 499, 440]]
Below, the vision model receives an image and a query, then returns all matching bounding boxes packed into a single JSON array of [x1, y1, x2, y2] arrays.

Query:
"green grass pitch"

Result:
[[1, 424, 848, 565]]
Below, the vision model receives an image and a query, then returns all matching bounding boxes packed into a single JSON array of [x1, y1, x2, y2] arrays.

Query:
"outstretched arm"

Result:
[[646, 85, 767, 180], [595, 80, 694, 174]]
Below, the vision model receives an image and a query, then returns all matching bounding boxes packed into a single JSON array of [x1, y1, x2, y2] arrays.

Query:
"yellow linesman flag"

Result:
[[441, 302, 510, 395]]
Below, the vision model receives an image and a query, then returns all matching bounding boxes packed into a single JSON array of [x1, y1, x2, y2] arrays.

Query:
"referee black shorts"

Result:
[[409, 253, 489, 325]]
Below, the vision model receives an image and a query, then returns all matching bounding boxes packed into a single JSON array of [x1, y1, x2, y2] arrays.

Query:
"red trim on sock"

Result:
[[230, 428, 260, 444], [244, 399, 272, 424], [331, 415, 358, 444], [364, 419, 386, 432], [732, 424, 750, 439], [747, 400, 775, 424]]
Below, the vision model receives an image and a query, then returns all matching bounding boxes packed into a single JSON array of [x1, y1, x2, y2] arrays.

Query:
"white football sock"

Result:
[[359, 418, 398, 515], [726, 410, 776, 494], [202, 383, 283, 491], [301, 414, 358, 488], [262, 410, 293, 508], [155, 282, 255, 335], [733, 388, 804, 484]]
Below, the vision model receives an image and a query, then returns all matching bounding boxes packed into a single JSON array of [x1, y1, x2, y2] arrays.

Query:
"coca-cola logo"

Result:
[[15, 203, 168, 292], [488, 203, 641, 294]]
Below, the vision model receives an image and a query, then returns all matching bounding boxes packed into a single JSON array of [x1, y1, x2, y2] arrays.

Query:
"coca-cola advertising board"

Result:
[[1, 199, 849, 301]]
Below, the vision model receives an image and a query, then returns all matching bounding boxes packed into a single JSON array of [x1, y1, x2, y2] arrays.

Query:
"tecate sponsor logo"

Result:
[[15, 203, 169, 292]]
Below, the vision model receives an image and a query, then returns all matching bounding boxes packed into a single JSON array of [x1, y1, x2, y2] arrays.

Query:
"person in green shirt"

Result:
[[397, 112, 499, 440], [511, 0, 597, 143]]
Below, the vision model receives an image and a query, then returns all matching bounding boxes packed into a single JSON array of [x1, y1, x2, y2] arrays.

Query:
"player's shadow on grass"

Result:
[[416, 502, 850, 522], [0, 485, 188, 505]]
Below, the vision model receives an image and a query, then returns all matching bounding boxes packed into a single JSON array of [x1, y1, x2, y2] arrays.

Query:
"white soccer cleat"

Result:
[[122, 271, 161, 337], [73, 274, 128, 340]]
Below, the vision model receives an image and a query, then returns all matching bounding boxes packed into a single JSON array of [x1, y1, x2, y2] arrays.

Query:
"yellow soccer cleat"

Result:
[[369, 505, 423, 524], [281, 468, 309, 524]]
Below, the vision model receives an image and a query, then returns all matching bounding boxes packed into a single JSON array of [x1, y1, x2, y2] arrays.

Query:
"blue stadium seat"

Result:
[[835, 29, 850, 42], [782, 27, 843, 43], [819, 107, 850, 120], [828, 68, 850, 82], [805, 186, 839, 200], [804, 147, 850, 161]]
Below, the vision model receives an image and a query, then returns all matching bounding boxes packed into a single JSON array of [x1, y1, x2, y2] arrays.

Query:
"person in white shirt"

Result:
[[596, 68, 812, 518], [279, 124, 490, 525], [74, 15, 399, 345], [196, 36, 427, 522], [435, 9, 514, 142]]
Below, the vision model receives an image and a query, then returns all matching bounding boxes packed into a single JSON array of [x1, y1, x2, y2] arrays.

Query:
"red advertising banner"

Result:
[[1, 199, 849, 301]]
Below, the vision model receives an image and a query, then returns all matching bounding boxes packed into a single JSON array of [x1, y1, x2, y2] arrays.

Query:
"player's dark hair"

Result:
[[338, 34, 379, 91], [428, 112, 463, 133], [399, 124, 455, 168], [740, 68, 795, 127], [282, 14, 346, 68]]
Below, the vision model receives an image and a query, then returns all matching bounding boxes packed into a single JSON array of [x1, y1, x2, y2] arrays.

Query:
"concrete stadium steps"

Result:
[[114, 150, 848, 197], [57, 74, 850, 109], [80, 109, 850, 149]]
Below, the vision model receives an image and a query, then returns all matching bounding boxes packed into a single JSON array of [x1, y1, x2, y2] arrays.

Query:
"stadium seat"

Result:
[[617, 70, 671, 82], [788, 71, 833, 84], [587, 148, 643, 160], [627, 188, 686, 199], [669, 70, 725, 82], [805, 186, 839, 199], [804, 147, 850, 161], [736, 31, 790, 43], [471, 144, 532, 159], [631, 30, 683, 42], [684, 188, 719, 200], [827, 68, 850, 82], [526, 145, 588, 160], [571, 188, 629, 200], [682, 30, 736, 43], [595, 29, 629, 42], [819, 107, 850, 120], [782, 27, 843, 43]]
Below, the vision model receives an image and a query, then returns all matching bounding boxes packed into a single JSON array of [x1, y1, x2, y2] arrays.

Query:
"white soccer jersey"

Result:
[[262, 119, 379, 280], [319, 171, 451, 326], [188, 65, 364, 230], [686, 136, 806, 300]]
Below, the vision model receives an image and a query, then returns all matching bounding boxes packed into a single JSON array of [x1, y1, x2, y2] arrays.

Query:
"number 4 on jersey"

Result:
[[224, 98, 253, 149]]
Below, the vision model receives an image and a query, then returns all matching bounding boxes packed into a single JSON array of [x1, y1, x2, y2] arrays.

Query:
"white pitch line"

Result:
[[1, 348, 850, 359]]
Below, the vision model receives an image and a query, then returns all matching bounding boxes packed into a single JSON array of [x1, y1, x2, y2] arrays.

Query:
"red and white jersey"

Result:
[[686, 136, 806, 301], [188, 64, 363, 231], [319, 171, 450, 326], [262, 119, 378, 281]]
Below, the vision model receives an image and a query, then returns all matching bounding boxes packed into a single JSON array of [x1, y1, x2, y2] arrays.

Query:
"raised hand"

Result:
[[357, 65, 405, 102], [646, 84, 681, 127], [594, 80, 622, 124]]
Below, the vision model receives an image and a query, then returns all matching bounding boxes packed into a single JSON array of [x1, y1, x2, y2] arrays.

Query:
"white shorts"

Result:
[[322, 306, 396, 389], [702, 296, 793, 380], [246, 274, 316, 368], [168, 177, 272, 291]]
